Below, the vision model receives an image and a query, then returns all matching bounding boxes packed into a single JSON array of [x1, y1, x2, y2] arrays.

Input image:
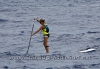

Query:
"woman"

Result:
[[31, 18, 50, 53]]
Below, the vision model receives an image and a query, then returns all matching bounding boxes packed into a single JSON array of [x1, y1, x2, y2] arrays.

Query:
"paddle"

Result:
[[26, 23, 34, 54]]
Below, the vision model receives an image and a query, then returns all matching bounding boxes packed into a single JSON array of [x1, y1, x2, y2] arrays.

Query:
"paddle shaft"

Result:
[[26, 24, 34, 54]]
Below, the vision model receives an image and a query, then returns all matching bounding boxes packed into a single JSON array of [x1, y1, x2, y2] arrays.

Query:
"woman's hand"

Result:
[[34, 18, 38, 20], [31, 34, 33, 36], [34, 18, 40, 22]]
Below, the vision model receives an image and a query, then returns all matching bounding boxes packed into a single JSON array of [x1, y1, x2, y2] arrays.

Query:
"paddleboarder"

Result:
[[31, 18, 50, 53]]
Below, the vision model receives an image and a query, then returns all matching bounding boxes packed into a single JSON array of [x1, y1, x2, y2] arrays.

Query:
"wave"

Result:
[[51, 33, 85, 42], [3, 65, 36, 69], [0, 52, 20, 57], [87, 31, 100, 34], [0, 51, 100, 69], [12, 20, 23, 23], [51, 34, 73, 42], [72, 64, 85, 69], [3, 66, 9, 69], [0, 19, 8, 23], [95, 38, 100, 41], [2, 63, 100, 69], [89, 63, 100, 68], [0, 8, 17, 12]]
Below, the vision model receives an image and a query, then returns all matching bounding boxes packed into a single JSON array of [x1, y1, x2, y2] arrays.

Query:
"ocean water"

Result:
[[0, 0, 100, 69]]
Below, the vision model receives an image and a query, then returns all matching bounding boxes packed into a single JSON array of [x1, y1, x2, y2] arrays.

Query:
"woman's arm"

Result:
[[31, 26, 43, 36], [34, 18, 40, 22]]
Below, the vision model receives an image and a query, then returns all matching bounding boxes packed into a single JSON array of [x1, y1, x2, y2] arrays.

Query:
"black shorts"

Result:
[[44, 34, 50, 38]]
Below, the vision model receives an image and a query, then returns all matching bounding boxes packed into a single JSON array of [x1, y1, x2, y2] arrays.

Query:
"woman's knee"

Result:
[[43, 43, 47, 46]]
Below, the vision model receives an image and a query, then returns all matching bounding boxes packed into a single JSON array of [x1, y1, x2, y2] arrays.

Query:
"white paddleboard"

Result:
[[79, 48, 95, 53]]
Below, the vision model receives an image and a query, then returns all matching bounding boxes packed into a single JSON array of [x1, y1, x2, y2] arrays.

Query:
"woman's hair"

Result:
[[40, 19, 45, 23]]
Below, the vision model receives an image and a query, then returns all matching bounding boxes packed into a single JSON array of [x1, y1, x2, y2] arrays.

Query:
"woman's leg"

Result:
[[43, 37, 49, 53]]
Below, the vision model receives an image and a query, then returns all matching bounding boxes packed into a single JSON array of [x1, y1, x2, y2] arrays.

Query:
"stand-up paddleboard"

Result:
[[79, 48, 95, 53]]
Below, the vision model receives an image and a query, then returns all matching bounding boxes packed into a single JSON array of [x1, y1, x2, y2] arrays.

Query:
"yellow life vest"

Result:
[[42, 24, 49, 35]]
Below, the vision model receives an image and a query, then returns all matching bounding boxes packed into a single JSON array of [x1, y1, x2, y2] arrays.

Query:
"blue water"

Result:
[[0, 0, 100, 69]]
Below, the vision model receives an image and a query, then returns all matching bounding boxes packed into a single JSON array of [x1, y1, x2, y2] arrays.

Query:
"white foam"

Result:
[[79, 48, 95, 53]]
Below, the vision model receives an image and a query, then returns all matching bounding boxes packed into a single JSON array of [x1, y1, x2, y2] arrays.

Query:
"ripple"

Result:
[[72, 15, 93, 18], [54, 33, 85, 43], [89, 63, 100, 68], [56, 34, 73, 41], [46, 67, 53, 69], [12, 20, 23, 23], [95, 38, 100, 41], [3, 52, 12, 56], [73, 64, 86, 69], [60, 65, 70, 69], [3, 66, 9, 69], [87, 31, 100, 34], [0, 8, 15, 12], [92, 45, 100, 49], [0, 19, 8, 23], [0, 52, 21, 57], [19, 31, 25, 35]]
